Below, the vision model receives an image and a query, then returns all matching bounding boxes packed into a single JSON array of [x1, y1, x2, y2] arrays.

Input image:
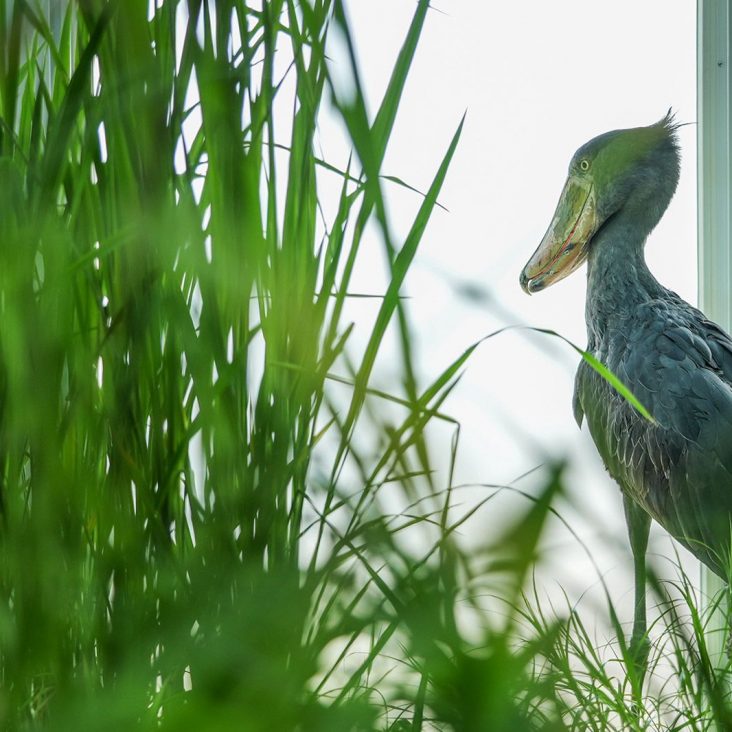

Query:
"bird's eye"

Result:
[[579, 159, 590, 172]]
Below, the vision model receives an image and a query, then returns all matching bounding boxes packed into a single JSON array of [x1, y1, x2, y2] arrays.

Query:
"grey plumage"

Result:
[[520, 113, 732, 675], [575, 294, 732, 575]]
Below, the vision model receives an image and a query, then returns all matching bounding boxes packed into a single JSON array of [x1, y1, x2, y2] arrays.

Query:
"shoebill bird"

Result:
[[520, 113, 732, 680]]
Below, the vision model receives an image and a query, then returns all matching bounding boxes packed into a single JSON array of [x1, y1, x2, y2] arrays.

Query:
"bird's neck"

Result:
[[585, 208, 664, 347]]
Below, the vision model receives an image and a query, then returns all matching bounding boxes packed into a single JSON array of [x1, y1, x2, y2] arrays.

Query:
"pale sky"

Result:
[[327, 1, 698, 624]]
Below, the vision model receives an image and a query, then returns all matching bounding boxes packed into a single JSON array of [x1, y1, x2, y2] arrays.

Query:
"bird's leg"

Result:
[[623, 493, 651, 689]]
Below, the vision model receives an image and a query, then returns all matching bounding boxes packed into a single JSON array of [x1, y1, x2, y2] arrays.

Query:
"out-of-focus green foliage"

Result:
[[0, 1, 569, 729]]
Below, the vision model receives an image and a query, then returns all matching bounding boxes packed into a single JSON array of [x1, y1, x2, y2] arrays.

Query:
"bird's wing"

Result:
[[667, 291, 732, 386], [699, 316, 732, 383], [609, 305, 732, 573]]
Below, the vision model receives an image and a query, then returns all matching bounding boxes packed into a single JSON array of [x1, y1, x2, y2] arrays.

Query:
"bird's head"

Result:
[[519, 111, 681, 294]]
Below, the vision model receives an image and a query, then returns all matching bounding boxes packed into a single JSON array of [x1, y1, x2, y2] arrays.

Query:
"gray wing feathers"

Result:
[[578, 304, 732, 574]]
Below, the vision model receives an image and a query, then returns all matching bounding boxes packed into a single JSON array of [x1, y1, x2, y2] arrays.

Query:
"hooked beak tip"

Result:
[[519, 270, 531, 295], [520, 270, 542, 295]]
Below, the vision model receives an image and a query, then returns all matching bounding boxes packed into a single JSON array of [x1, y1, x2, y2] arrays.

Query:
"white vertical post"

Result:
[[698, 0, 731, 666]]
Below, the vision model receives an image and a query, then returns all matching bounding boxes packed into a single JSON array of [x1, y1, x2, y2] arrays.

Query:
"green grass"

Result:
[[0, 1, 729, 730]]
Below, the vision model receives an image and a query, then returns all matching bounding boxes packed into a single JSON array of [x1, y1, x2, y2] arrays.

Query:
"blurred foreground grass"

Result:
[[0, 1, 731, 730]]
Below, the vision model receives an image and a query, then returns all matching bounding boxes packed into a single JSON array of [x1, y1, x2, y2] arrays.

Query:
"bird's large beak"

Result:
[[519, 176, 598, 294]]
